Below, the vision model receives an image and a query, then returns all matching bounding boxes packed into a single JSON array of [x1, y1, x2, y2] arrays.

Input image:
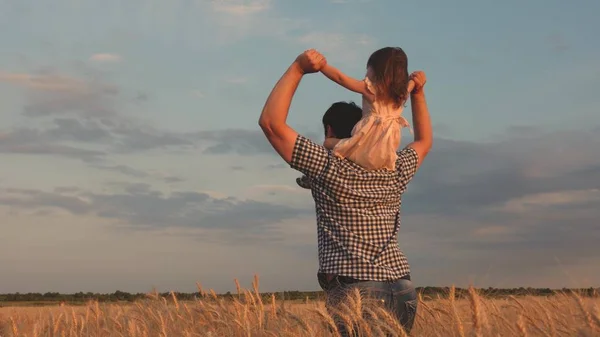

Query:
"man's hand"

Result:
[[294, 49, 327, 74], [410, 71, 426, 94]]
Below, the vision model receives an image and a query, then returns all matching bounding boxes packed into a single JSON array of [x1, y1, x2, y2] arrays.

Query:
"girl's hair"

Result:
[[366, 47, 409, 108]]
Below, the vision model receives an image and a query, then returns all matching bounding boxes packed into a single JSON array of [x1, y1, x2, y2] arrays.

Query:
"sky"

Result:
[[0, 0, 599, 294]]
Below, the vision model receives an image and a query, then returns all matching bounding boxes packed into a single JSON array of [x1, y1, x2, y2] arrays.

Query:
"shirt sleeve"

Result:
[[396, 146, 419, 191], [290, 135, 331, 178]]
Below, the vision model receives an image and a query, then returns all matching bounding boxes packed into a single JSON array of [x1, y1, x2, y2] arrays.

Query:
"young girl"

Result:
[[297, 46, 415, 189]]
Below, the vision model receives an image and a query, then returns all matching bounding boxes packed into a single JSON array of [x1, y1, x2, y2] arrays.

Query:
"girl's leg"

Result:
[[323, 137, 341, 150]]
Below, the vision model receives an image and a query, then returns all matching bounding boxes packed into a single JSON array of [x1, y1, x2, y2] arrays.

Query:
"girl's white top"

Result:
[[332, 76, 411, 171]]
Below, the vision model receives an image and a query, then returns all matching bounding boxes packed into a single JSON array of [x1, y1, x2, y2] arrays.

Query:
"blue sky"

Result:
[[1, 0, 599, 294]]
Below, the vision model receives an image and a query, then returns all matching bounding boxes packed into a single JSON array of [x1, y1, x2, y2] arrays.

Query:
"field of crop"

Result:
[[1, 282, 599, 337]]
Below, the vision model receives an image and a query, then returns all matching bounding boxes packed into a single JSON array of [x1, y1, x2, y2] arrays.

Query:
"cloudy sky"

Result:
[[1, 0, 599, 294]]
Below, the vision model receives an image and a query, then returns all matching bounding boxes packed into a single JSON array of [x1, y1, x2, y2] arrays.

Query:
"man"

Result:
[[258, 49, 432, 335], [296, 101, 363, 188]]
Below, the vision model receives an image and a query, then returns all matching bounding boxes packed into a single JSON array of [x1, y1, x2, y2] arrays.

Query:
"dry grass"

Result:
[[1, 278, 599, 337]]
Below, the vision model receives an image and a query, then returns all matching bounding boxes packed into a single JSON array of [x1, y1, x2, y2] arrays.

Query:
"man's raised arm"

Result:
[[258, 50, 326, 163], [405, 71, 433, 168]]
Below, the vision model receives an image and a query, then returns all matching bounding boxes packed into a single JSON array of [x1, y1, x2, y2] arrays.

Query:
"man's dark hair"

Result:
[[322, 101, 362, 139]]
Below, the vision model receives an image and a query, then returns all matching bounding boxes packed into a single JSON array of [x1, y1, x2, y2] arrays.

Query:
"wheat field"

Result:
[[1, 277, 599, 337]]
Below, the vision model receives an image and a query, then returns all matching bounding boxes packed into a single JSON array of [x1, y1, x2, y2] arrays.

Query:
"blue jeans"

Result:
[[319, 273, 418, 336]]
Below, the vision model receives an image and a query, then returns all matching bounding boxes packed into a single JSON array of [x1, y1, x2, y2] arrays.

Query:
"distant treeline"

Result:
[[0, 287, 598, 304]]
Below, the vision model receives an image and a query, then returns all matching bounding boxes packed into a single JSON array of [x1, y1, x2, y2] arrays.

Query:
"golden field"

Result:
[[1, 279, 599, 337]]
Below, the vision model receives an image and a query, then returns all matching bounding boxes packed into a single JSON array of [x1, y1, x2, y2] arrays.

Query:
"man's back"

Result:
[[291, 135, 420, 281]]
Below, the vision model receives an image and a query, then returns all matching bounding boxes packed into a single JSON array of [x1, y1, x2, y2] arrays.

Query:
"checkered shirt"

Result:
[[290, 135, 419, 281]]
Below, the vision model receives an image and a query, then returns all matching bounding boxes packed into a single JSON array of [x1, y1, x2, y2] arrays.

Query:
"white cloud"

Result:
[[242, 184, 307, 204], [191, 90, 205, 98], [0, 70, 119, 119], [298, 32, 371, 49], [472, 225, 514, 237], [297, 32, 375, 67], [199, 0, 306, 45], [89, 53, 122, 63], [246, 184, 300, 195], [498, 189, 600, 213], [330, 0, 374, 3], [0, 72, 115, 94], [211, 0, 271, 16]]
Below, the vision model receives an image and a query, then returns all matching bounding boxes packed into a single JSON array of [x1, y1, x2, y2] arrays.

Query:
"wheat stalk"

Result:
[[1, 278, 597, 337]]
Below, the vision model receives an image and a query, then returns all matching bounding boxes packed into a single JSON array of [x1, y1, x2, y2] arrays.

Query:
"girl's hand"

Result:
[[295, 49, 327, 74], [409, 71, 427, 93]]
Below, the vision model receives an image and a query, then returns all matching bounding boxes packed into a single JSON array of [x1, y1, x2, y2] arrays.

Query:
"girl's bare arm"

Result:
[[322, 64, 415, 100], [321, 64, 371, 96]]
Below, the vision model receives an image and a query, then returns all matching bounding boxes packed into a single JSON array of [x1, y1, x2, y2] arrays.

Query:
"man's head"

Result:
[[322, 101, 362, 139]]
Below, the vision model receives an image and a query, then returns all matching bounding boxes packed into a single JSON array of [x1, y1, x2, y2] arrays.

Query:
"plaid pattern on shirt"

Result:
[[290, 135, 420, 281]]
